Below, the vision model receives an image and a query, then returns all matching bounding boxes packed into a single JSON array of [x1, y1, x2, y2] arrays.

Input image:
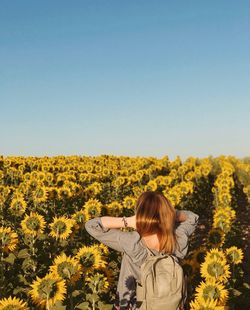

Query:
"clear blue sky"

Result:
[[1, 0, 249, 160]]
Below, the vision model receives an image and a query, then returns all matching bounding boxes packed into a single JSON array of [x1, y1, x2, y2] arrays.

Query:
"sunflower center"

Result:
[[79, 252, 95, 267], [209, 232, 222, 244], [207, 261, 224, 278], [35, 188, 45, 198], [75, 213, 86, 224], [0, 233, 11, 246], [203, 285, 220, 300], [37, 279, 57, 299], [26, 217, 40, 231], [197, 252, 206, 264], [53, 221, 67, 234], [12, 201, 25, 212], [89, 206, 97, 215], [227, 251, 240, 263], [57, 262, 75, 279]]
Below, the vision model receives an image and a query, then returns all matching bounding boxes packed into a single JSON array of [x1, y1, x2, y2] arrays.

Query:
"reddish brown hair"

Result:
[[135, 191, 179, 254]]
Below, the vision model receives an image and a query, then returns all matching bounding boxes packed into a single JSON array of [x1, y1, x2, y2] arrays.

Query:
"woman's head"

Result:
[[135, 191, 178, 254]]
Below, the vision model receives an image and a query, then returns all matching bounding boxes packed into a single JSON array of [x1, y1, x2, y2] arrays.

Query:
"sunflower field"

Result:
[[0, 154, 250, 310]]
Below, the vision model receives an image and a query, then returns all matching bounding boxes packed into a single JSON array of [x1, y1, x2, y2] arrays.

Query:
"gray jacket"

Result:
[[85, 209, 199, 309]]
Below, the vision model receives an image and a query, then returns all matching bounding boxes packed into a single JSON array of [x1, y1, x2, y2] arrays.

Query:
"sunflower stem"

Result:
[[46, 294, 50, 310], [0, 249, 5, 294], [232, 262, 235, 289], [68, 284, 74, 310], [92, 298, 95, 310]]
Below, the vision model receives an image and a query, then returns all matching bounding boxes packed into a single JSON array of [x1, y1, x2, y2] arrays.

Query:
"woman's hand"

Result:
[[175, 210, 187, 222], [127, 215, 136, 230]]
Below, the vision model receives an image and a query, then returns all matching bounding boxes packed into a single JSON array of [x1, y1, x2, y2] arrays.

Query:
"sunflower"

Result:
[[28, 179, 40, 189], [225, 246, 244, 265], [105, 201, 123, 217], [0, 296, 28, 310], [112, 176, 126, 188], [204, 248, 227, 264], [49, 252, 81, 284], [192, 246, 207, 267], [17, 182, 29, 196], [122, 196, 137, 210], [37, 172, 46, 182], [57, 186, 72, 200], [200, 165, 212, 177], [85, 272, 109, 293], [44, 172, 54, 185], [31, 185, 48, 204], [92, 243, 109, 256], [200, 257, 231, 283], [98, 264, 116, 287], [102, 167, 110, 177], [0, 226, 18, 253], [144, 180, 158, 192], [180, 258, 195, 277], [29, 273, 66, 309], [215, 206, 236, 220], [94, 164, 102, 174], [72, 210, 87, 230], [49, 216, 75, 241], [135, 170, 144, 180], [9, 196, 27, 215], [75, 245, 107, 274], [23, 173, 31, 181], [164, 190, 181, 208], [190, 296, 226, 310], [83, 199, 102, 221], [132, 186, 144, 198], [207, 228, 225, 248], [56, 173, 68, 184], [218, 192, 232, 205], [128, 174, 138, 185], [3, 159, 11, 169], [84, 182, 102, 197], [30, 171, 39, 180], [41, 164, 51, 173], [11, 190, 25, 200], [85, 164, 94, 173], [21, 212, 46, 236], [194, 278, 229, 305]]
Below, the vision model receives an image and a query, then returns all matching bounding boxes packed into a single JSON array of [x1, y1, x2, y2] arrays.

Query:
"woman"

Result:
[[85, 191, 199, 309]]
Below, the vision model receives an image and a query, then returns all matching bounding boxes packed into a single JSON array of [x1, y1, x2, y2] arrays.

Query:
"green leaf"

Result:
[[18, 274, 30, 285], [50, 306, 67, 310], [72, 289, 83, 297], [22, 257, 36, 271], [98, 301, 113, 310], [13, 286, 29, 294], [50, 301, 67, 310], [85, 293, 99, 302], [4, 253, 16, 264], [75, 302, 91, 310], [18, 248, 30, 259]]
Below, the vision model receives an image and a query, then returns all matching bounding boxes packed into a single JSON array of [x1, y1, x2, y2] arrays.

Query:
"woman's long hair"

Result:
[[135, 191, 179, 254]]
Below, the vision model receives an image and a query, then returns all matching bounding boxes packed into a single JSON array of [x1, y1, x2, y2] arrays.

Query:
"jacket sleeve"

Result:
[[175, 209, 199, 238], [84, 217, 126, 252], [174, 210, 199, 259]]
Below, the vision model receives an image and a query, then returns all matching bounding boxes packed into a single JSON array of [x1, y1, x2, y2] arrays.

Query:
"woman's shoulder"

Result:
[[118, 230, 144, 253]]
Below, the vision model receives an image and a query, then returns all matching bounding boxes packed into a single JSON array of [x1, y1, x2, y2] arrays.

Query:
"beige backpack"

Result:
[[136, 246, 187, 310]]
